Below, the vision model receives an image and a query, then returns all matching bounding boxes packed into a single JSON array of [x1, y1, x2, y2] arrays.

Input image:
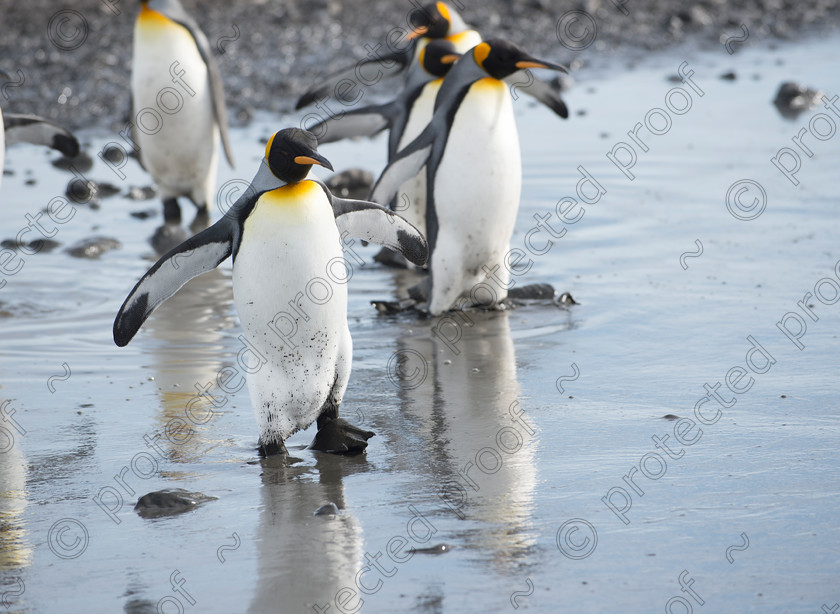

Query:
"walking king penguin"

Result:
[[132, 0, 234, 223], [370, 40, 567, 315], [113, 129, 428, 456]]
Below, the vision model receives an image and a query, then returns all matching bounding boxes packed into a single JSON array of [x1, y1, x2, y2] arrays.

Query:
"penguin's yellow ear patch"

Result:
[[265, 133, 277, 161], [418, 46, 427, 68], [436, 2, 451, 23], [473, 42, 491, 69]]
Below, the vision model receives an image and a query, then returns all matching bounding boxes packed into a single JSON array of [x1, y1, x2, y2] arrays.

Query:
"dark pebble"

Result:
[[126, 185, 157, 201], [96, 182, 122, 199], [52, 151, 93, 172], [663, 414, 680, 420], [773, 81, 823, 119], [314, 503, 340, 517], [325, 168, 374, 200], [130, 208, 158, 220], [0, 238, 61, 253], [720, 71, 737, 81], [65, 178, 99, 204], [101, 145, 125, 165], [65, 236, 121, 259], [409, 544, 451, 555], [24, 178, 36, 186], [134, 488, 217, 519]]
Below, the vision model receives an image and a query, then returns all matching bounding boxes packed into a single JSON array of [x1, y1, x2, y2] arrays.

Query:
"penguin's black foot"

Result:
[[310, 418, 374, 455], [162, 198, 182, 224], [373, 247, 408, 268], [258, 438, 289, 457]]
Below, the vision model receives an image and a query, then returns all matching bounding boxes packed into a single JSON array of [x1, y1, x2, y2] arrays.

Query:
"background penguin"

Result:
[[370, 39, 567, 316], [310, 40, 461, 268], [296, 2, 567, 119], [0, 68, 80, 193], [131, 0, 234, 225], [296, 2, 480, 112], [113, 128, 428, 456]]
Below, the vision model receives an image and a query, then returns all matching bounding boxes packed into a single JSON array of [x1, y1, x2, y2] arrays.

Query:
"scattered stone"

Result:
[[0, 238, 60, 253], [126, 185, 157, 201], [65, 177, 99, 204], [773, 81, 823, 119], [314, 503, 340, 517], [409, 544, 452, 554], [325, 168, 374, 200], [65, 236, 121, 258], [130, 208, 158, 220], [720, 70, 737, 81], [52, 151, 93, 172], [96, 182, 122, 199], [134, 489, 217, 519]]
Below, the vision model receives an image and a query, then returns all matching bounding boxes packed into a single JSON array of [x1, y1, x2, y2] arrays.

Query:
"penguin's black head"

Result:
[[419, 40, 461, 78], [408, 2, 462, 40], [473, 39, 569, 80], [265, 128, 334, 184]]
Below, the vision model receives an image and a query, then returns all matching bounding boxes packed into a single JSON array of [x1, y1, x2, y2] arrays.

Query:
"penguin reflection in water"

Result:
[[113, 129, 428, 455]]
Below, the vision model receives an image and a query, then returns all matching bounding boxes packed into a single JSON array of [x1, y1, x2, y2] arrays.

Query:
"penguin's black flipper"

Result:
[[295, 47, 415, 111], [3, 113, 80, 157], [113, 220, 234, 347], [369, 126, 435, 206], [319, 185, 428, 267], [509, 75, 569, 119], [161, 1, 235, 167], [310, 100, 399, 145]]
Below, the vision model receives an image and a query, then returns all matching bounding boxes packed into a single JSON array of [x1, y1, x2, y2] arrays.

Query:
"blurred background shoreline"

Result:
[[2, 0, 839, 131]]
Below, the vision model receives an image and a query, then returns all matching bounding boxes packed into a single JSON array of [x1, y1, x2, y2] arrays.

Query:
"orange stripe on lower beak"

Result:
[[294, 155, 325, 167], [515, 60, 548, 70]]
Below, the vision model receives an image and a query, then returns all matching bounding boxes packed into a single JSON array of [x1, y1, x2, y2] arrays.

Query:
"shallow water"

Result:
[[1, 34, 839, 613]]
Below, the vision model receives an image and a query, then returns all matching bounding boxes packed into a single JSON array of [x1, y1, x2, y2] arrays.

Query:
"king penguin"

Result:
[[370, 39, 567, 316], [296, 3, 480, 112], [310, 40, 461, 268], [296, 2, 567, 120], [113, 128, 428, 456], [131, 0, 234, 224]]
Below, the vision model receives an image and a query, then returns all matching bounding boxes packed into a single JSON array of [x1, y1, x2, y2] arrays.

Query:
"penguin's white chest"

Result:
[[425, 78, 521, 314], [435, 78, 521, 254], [232, 181, 350, 440], [131, 8, 217, 200]]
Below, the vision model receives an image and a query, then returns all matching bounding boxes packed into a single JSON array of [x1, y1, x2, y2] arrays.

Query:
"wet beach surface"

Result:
[[2, 5, 840, 614]]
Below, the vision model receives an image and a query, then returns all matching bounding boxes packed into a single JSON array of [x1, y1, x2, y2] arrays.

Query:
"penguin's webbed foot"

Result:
[[258, 438, 289, 457], [310, 418, 374, 455]]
